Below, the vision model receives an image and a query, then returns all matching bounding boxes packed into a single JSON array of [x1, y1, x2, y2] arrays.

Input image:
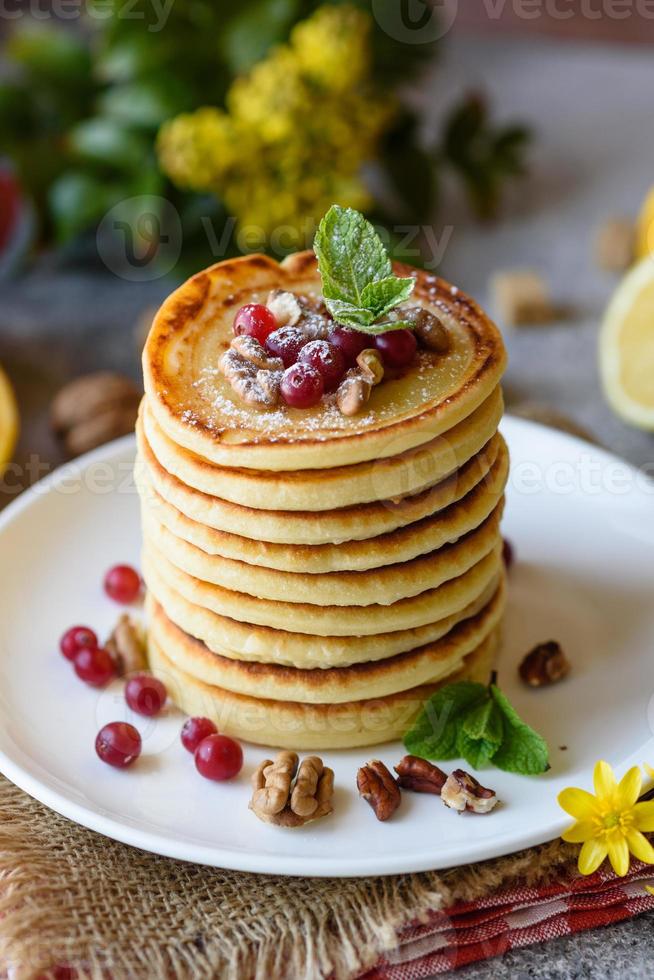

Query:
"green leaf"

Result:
[[220, 0, 301, 75], [457, 730, 497, 770], [68, 118, 149, 172], [404, 681, 487, 760], [49, 172, 116, 242], [462, 697, 503, 747], [490, 685, 550, 775], [361, 275, 415, 320], [314, 205, 415, 333], [314, 205, 391, 306], [97, 80, 187, 129], [322, 298, 375, 329]]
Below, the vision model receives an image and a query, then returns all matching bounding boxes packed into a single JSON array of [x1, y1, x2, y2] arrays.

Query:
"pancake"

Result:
[[137, 440, 508, 574], [142, 503, 504, 607], [148, 579, 504, 702], [145, 559, 501, 667], [142, 541, 503, 636], [143, 251, 506, 472], [147, 628, 500, 749], [138, 416, 504, 544], [140, 386, 503, 512]]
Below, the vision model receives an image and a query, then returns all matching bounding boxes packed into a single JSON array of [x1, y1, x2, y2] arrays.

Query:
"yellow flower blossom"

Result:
[[290, 4, 371, 92], [157, 4, 393, 239], [157, 108, 247, 191], [645, 763, 654, 781], [558, 760, 654, 877]]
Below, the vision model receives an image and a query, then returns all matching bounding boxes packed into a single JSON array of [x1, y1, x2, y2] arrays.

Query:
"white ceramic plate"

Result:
[[0, 417, 653, 877]]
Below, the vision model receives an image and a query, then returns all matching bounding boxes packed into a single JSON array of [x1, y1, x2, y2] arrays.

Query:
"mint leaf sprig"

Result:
[[313, 205, 416, 334], [404, 673, 550, 776]]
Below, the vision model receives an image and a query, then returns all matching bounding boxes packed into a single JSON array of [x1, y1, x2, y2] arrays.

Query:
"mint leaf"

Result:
[[490, 685, 550, 775], [361, 275, 415, 319], [314, 205, 415, 333], [457, 730, 497, 770], [403, 678, 550, 777], [404, 681, 487, 760], [322, 298, 375, 329], [462, 698, 503, 747], [345, 318, 417, 336], [314, 205, 390, 305]]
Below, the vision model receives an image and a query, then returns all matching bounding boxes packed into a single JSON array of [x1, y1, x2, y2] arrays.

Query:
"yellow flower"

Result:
[[645, 763, 654, 781], [558, 761, 654, 877], [291, 4, 371, 93], [157, 4, 393, 239]]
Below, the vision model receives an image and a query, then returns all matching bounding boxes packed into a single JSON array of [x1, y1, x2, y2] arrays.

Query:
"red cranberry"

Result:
[[181, 716, 218, 753], [74, 647, 116, 687], [95, 722, 141, 769], [233, 303, 277, 344], [502, 538, 514, 570], [125, 674, 167, 717], [194, 734, 243, 781], [60, 625, 98, 661], [327, 326, 369, 366], [265, 326, 307, 367], [375, 328, 417, 368], [104, 564, 141, 604], [298, 339, 346, 392], [280, 362, 324, 408]]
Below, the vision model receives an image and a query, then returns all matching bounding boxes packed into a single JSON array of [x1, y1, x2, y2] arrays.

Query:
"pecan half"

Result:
[[336, 370, 372, 416], [410, 308, 450, 353], [357, 759, 401, 821], [249, 751, 334, 827], [394, 755, 447, 795], [105, 614, 147, 677], [519, 641, 570, 687], [356, 348, 384, 386], [441, 769, 498, 814]]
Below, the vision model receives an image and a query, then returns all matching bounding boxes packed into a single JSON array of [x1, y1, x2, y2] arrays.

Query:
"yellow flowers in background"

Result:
[[559, 760, 654, 878], [157, 5, 393, 241]]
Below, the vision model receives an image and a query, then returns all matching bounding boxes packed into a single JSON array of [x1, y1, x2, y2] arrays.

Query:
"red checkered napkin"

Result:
[[361, 863, 654, 978]]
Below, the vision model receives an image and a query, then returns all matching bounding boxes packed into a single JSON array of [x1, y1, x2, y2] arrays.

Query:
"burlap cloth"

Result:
[[0, 775, 583, 980]]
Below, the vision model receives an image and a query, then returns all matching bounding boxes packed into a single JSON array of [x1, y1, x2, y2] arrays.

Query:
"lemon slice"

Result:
[[0, 363, 19, 475], [635, 185, 654, 261], [599, 257, 654, 430]]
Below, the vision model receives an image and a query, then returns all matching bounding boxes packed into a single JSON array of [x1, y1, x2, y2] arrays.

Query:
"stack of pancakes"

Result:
[[136, 251, 508, 749]]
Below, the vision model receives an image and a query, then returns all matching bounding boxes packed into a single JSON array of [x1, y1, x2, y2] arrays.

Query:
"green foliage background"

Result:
[[0, 0, 529, 266]]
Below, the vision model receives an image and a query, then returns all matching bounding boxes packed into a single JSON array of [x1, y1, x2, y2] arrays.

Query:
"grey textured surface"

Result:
[[1, 29, 653, 979]]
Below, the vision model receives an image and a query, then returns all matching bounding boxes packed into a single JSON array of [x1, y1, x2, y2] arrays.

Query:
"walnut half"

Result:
[[219, 350, 280, 408], [249, 751, 334, 827], [50, 372, 141, 458]]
